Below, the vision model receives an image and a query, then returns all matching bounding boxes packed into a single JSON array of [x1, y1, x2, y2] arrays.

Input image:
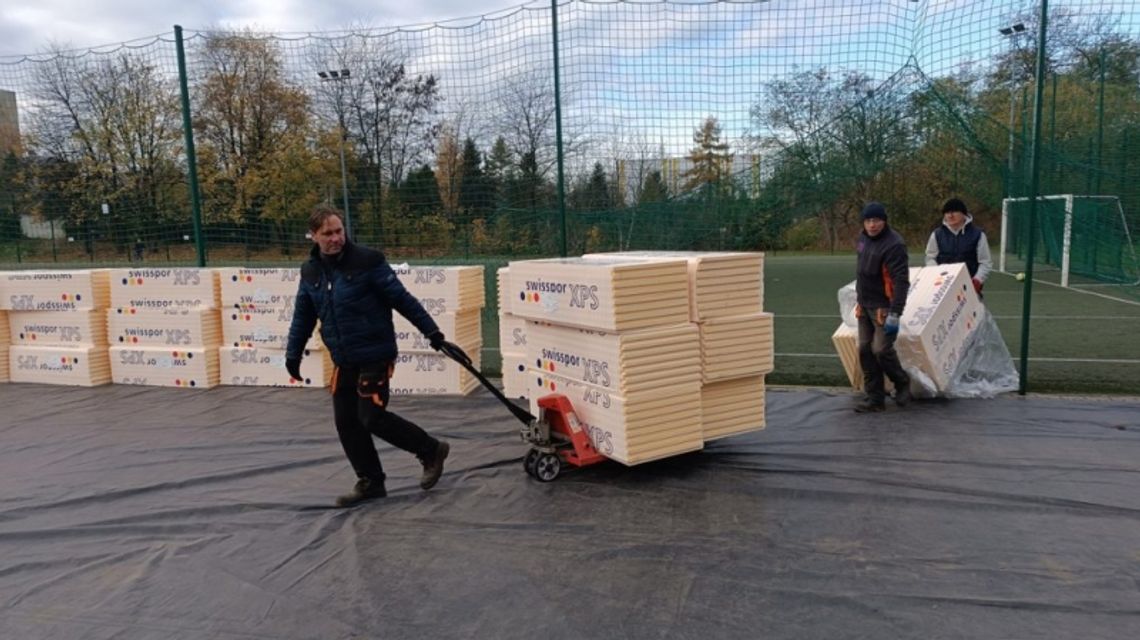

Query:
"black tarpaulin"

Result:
[[1, 384, 1138, 639]]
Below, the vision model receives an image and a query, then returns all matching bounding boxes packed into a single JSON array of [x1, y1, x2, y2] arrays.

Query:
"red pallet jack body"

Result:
[[521, 394, 608, 481], [436, 341, 607, 481]]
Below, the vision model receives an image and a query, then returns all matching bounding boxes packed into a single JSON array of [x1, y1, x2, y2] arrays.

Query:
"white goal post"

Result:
[[1000, 194, 1135, 288]]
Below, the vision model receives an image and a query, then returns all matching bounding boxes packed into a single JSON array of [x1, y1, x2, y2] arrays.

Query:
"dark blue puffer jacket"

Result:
[[285, 242, 440, 366], [933, 221, 983, 277]]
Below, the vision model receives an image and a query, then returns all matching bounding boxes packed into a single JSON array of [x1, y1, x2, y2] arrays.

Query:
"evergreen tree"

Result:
[[570, 162, 612, 211], [398, 164, 441, 217], [516, 151, 542, 209], [0, 152, 23, 240], [639, 170, 669, 205], [485, 136, 514, 208], [458, 137, 491, 216], [586, 162, 611, 210], [682, 116, 732, 198]]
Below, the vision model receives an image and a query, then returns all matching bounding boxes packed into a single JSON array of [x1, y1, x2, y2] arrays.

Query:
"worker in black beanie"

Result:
[[854, 202, 912, 412], [925, 198, 992, 296]]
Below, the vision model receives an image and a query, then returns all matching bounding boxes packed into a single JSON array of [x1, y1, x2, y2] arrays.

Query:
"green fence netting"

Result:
[[1, 0, 1140, 387], [1, 0, 1136, 270]]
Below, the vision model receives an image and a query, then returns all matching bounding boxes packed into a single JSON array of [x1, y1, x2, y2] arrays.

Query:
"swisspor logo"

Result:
[[518, 279, 599, 310], [121, 269, 202, 286]]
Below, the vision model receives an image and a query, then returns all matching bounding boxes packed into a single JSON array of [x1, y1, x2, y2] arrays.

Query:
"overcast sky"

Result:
[[0, 0, 529, 56]]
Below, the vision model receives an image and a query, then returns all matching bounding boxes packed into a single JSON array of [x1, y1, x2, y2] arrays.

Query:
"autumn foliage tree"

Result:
[[682, 116, 732, 198], [194, 30, 311, 240]]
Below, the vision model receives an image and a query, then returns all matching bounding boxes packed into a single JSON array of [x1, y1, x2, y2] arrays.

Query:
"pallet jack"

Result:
[[437, 341, 607, 481]]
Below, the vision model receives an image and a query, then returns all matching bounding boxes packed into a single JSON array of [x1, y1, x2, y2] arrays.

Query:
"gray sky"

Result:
[[0, 0, 528, 56]]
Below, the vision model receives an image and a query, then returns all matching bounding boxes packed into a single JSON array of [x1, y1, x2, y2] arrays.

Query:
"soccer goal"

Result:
[[1000, 195, 1140, 288]]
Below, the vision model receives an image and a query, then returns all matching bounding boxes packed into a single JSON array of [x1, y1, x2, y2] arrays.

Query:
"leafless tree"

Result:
[[309, 34, 442, 188], [492, 67, 591, 181], [29, 48, 182, 239]]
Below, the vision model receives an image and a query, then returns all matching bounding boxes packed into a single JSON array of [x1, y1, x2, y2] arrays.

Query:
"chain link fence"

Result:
[[0, 1, 1134, 267], [1, 0, 1139, 389]]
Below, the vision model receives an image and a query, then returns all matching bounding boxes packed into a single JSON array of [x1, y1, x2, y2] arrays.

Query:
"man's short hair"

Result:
[[308, 205, 344, 232]]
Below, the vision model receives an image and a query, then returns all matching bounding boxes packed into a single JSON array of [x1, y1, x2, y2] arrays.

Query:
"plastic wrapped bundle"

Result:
[[835, 269, 1018, 398]]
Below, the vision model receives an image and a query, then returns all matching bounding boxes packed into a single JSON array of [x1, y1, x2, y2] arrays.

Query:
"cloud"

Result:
[[0, 0, 522, 57]]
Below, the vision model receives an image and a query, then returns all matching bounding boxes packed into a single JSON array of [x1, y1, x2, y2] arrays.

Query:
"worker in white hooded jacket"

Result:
[[925, 198, 993, 296]]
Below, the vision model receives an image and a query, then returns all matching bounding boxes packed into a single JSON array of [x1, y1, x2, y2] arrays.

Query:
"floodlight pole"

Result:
[[318, 69, 354, 240], [999, 23, 1027, 197]]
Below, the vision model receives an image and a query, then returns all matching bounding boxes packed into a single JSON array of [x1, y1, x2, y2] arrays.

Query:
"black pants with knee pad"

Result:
[[330, 362, 439, 483], [857, 307, 910, 404]]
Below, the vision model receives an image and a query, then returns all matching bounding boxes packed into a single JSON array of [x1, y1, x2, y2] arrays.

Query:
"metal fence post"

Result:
[[1018, 0, 1049, 395], [175, 25, 207, 267], [551, 0, 568, 257]]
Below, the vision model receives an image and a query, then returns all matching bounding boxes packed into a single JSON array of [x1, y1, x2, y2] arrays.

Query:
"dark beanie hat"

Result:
[[861, 202, 887, 221], [942, 198, 967, 215]]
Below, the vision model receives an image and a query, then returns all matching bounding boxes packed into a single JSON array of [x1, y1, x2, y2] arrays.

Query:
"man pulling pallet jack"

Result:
[[285, 206, 451, 507]]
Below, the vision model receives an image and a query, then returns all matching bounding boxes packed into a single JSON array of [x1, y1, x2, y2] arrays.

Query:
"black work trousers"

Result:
[[857, 307, 910, 404], [331, 362, 438, 483]]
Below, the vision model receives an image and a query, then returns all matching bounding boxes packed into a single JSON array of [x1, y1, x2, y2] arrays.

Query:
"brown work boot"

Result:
[[419, 440, 450, 490], [854, 399, 885, 413], [335, 477, 387, 508]]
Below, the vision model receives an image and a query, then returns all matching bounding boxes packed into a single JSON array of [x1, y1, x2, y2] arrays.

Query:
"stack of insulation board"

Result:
[[831, 324, 898, 393], [583, 251, 771, 442], [216, 267, 331, 388], [831, 267, 920, 392], [831, 324, 864, 390], [830, 324, 896, 393], [2, 270, 112, 386], [584, 250, 765, 320], [496, 267, 529, 400], [832, 264, 983, 394], [510, 257, 703, 465], [107, 268, 221, 389], [391, 265, 485, 395]]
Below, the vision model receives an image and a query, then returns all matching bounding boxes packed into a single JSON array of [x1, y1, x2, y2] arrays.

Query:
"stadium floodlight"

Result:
[[998, 23, 1026, 36], [317, 68, 354, 239]]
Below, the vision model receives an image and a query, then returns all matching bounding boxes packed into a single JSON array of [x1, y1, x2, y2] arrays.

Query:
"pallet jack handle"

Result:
[[436, 340, 537, 426], [437, 340, 606, 481]]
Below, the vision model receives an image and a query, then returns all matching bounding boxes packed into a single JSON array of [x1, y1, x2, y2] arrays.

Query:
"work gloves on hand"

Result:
[[285, 358, 303, 381], [971, 277, 983, 294], [428, 331, 474, 367], [883, 312, 900, 337]]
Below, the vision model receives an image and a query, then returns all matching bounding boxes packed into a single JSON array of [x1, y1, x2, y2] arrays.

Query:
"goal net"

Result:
[[1000, 195, 1139, 287]]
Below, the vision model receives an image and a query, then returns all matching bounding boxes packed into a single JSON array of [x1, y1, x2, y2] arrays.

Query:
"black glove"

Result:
[[428, 331, 445, 351], [285, 358, 303, 381]]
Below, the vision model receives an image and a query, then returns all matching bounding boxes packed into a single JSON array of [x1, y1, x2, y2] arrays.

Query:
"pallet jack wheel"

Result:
[[533, 452, 561, 482], [523, 449, 540, 477]]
